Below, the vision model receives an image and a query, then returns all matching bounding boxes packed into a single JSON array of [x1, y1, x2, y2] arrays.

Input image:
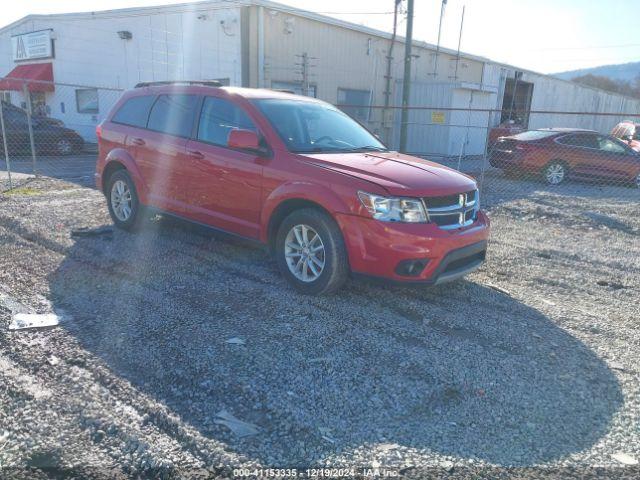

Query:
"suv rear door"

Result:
[[135, 93, 199, 214], [184, 95, 264, 238]]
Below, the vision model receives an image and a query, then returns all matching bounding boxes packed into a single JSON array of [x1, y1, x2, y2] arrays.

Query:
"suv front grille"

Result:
[[423, 190, 478, 230]]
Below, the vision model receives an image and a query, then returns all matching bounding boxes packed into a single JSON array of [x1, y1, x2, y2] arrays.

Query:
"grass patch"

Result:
[[3, 186, 42, 196]]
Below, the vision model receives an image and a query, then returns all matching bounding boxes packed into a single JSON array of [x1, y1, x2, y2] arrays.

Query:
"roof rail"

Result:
[[134, 80, 222, 88]]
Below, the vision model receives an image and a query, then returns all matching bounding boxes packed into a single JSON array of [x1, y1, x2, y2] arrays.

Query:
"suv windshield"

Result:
[[253, 98, 387, 153]]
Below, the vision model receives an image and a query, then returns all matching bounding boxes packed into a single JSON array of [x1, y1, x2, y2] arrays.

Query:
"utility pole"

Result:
[[399, 0, 414, 153], [295, 52, 316, 96], [432, 0, 447, 77], [452, 5, 465, 81], [382, 0, 401, 143]]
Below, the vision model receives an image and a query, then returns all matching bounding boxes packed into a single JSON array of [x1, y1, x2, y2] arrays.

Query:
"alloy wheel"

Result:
[[110, 180, 133, 221], [284, 224, 326, 283], [57, 138, 73, 155], [545, 163, 565, 185]]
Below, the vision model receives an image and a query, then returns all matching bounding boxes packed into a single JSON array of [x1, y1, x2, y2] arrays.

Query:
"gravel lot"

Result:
[[0, 172, 639, 478]]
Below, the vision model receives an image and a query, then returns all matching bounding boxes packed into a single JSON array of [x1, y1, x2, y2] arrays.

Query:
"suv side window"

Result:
[[147, 94, 199, 138], [197, 96, 256, 147], [111, 95, 156, 128]]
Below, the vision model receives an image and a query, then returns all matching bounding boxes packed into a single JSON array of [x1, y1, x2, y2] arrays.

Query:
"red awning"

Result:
[[0, 63, 54, 92]]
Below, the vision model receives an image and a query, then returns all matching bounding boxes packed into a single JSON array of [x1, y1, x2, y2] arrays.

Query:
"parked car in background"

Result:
[[611, 121, 640, 152], [488, 120, 525, 147], [490, 128, 640, 188], [0, 101, 84, 156], [96, 82, 490, 295]]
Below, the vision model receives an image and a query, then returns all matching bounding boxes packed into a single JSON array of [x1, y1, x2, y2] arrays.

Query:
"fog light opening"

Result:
[[395, 259, 429, 277]]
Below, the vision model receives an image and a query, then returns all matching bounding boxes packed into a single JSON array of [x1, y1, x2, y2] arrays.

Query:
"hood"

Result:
[[300, 151, 477, 197]]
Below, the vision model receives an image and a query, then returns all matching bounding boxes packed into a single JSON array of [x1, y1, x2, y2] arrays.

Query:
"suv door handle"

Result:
[[131, 137, 145, 146], [187, 149, 204, 160]]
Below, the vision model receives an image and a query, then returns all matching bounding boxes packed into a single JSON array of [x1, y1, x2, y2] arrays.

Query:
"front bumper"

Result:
[[335, 211, 490, 284]]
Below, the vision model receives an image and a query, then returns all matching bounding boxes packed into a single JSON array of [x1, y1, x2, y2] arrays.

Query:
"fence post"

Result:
[[22, 81, 37, 177], [0, 99, 13, 190], [478, 109, 493, 201], [0, 99, 12, 190]]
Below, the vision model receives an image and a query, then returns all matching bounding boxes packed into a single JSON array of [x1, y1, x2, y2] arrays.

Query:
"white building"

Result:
[[1, 0, 638, 151]]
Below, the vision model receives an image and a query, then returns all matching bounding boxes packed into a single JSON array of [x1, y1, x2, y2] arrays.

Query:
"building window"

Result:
[[29, 91, 47, 116], [337, 88, 371, 122], [76, 88, 99, 114], [271, 80, 316, 98], [1, 91, 10, 104]]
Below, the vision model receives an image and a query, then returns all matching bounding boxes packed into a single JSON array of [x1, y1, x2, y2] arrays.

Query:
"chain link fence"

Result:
[[343, 104, 640, 214], [2, 79, 639, 220], [0, 78, 123, 190]]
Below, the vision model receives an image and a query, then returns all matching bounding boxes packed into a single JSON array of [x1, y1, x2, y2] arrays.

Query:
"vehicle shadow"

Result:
[[47, 219, 623, 467]]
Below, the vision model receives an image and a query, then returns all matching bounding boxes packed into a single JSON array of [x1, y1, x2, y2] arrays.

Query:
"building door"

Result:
[[501, 74, 534, 127]]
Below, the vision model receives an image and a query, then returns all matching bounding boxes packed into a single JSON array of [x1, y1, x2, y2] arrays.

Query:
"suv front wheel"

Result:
[[106, 170, 144, 231], [275, 208, 349, 295]]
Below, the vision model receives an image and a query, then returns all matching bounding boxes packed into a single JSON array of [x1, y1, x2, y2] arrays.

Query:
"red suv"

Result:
[[96, 82, 489, 294], [490, 128, 640, 187]]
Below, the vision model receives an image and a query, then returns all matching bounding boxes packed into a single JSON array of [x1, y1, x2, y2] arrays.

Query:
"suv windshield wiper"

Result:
[[343, 145, 388, 152], [294, 145, 388, 154]]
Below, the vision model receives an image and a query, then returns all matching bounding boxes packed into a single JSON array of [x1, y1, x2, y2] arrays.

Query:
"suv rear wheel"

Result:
[[275, 208, 349, 295], [106, 170, 144, 231]]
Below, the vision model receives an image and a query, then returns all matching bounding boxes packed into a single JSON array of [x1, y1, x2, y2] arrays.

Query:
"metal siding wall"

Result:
[[392, 81, 453, 155], [0, 7, 243, 141], [260, 10, 485, 140], [524, 72, 640, 134]]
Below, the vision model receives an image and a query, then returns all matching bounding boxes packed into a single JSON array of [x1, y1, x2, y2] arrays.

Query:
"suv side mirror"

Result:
[[228, 129, 261, 152]]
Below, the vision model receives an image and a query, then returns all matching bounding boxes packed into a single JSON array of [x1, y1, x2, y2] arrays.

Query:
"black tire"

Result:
[[543, 160, 568, 185], [275, 208, 349, 295], [105, 169, 145, 231]]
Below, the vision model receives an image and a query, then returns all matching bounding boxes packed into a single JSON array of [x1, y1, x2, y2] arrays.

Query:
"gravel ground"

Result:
[[0, 173, 639, 479]]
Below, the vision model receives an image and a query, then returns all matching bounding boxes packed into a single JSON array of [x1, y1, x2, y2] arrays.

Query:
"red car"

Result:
[[96, 82, 489, 294], [490, 128, 640, 187], [611, 121, 640, 152]]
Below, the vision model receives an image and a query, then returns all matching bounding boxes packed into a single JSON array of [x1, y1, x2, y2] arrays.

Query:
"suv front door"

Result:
[[184, 95, 264, 239]]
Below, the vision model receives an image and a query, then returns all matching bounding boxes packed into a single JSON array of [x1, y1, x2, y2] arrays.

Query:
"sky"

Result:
[[2, 0, 639, 74]]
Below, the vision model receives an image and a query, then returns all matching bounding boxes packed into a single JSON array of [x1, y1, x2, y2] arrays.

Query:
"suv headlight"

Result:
[[358, 191, 427, 223]]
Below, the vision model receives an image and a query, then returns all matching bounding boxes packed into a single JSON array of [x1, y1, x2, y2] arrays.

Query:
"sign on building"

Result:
[[11, 30, 54, 62], [431, 111, 446, 124]]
